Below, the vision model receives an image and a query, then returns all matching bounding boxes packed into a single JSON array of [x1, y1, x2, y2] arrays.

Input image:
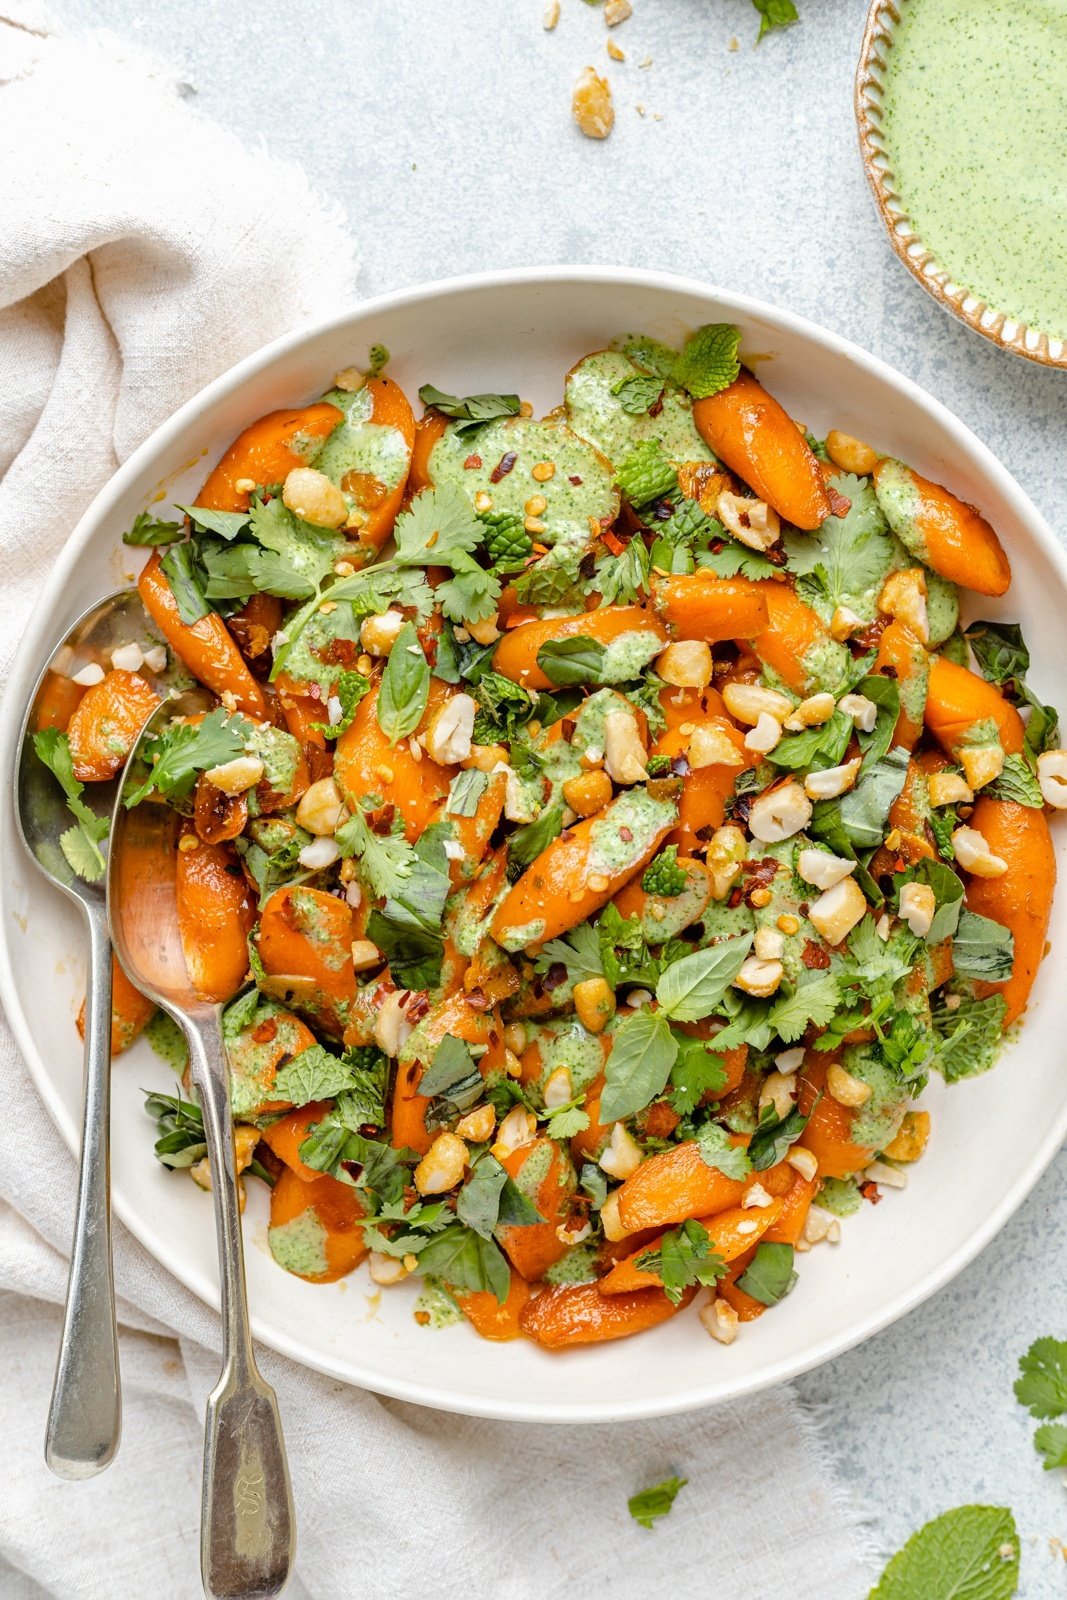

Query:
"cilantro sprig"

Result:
[[32, 729, 110, 882]]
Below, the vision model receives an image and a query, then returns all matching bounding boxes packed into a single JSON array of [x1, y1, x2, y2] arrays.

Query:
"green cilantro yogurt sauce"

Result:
[[880, 0, 1067, 339]]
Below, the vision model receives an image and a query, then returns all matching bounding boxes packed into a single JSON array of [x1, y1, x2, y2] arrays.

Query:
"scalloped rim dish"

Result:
[[856, 0, 1067, 370], [4, 267, 1067, 1423]]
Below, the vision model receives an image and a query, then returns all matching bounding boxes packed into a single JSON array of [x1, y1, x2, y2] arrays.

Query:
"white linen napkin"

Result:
[[0, 11, 877, 1598]]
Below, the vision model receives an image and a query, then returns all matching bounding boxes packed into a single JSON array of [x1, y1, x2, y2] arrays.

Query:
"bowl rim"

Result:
[[5, 263, 1067, 1422], [855, 0, 1067, 371]]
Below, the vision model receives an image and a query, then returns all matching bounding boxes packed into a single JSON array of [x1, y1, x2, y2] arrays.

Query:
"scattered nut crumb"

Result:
[[572, 66, 614, 139], [543, 0, 560, 28], [638, 54, 653, 67], [728, 35, 740, 51], [607, 38, 625, 60], [604, 0, 632, 23]]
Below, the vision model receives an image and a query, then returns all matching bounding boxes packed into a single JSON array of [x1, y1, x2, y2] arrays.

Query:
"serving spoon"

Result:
[[109, 688, 294, 1600], [14, 589, 172, 1479]]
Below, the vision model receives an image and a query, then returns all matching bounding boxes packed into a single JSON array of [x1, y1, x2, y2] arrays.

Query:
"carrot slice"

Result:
[[175, 831, 254, 1004], [796, 1058, 874, 1179], [924, 656, 1025, 757], [196, 402, 343, 512], [598, 1199, 784, 1294], [453, 1272, 532, 1341], [67, 670, 161, 782], [137, 552, 267, 719], [333, 677, 454, 843], [260, 1100, 335, 1182], [692, 369, 831, 530], [614, 1140, 750, 1234], [652, 574, 769, 643], [964, 797, 1056, 1027], [873, 458, 1011, 598], [77, 956, 156, 1056], [256, 885, 356, 1037], [340, 377, 417, 556], [268, 1166, 368, 1283], [873, 620, 929, 750], [519, 1280, 695, 1348], [491, 606, 668, 693], [497, 1137, 576, 1283]]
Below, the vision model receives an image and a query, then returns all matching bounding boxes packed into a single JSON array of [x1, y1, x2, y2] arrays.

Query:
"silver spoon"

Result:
[[109, 688, 294, 1600], [14, 588, 170, 1479]]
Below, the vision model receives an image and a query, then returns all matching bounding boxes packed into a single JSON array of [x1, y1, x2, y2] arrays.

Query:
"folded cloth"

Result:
[[0, 11, 877, 1598]]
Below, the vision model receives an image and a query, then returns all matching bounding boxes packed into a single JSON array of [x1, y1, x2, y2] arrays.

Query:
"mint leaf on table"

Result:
[[751, 0, 799, 41], [868, 1505, 1019, 1600], [32, 728, 109, 882], [635, 1220, 726, 1306], [671, 324, 741, 399], [122, 510, 185, 547], [1015, 1337, 1067, 1419], [376, 620, 430, 744], [628, 1475, 687, 1531], [417, 385, 521, 435]]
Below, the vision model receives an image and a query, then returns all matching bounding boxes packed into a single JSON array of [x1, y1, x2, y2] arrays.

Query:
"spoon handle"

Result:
[[45, 900, 121, 1479], [186, 1014, 294, 1600]]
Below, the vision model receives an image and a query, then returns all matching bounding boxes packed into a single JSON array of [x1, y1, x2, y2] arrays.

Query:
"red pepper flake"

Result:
[[601, 527, 626, 557], [251, 1018, 278, 1045], [463, 453, 482, 470], [618, 826, 633, 843], [859, 1180, 882, 1205], [569, 474, 583, 486], [727, 886, 744, 909], [490, 451, 517, 483], [828, 486, 852, 518], [801, 940, 831, 970], [465, 988, 489, 1011]]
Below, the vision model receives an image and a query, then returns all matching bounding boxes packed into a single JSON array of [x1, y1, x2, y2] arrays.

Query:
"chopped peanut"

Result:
[[563, 768, 613, 816], [573, 66, 614, 139], [573, 975, 616, 1033], [825, 430, 880, 476]]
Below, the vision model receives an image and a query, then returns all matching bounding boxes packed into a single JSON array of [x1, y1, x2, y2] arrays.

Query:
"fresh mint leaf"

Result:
[[671, 324, 741, 400], [480, 509, 532, 570], [376, 621, 429, 744], [964, 620, 1029, 685], [122, 707, 256, 806], [312, 669, 369, 740], [695, 1121, 751, 1179], [642, 845, 687, 897], [655, 936, 754, 1022], [616, 440, 678, 507], [736, 1241, 796, 1304], [418, 385, 521, 435], [1015, 1337, 1067, 1419], [611, 373, 664, 415], [932, 993, 1006, 1082], [951, 909, 1014, 982], [752, 0, 799, 41], [599, 1008, 678, 1122], [123, 510, 184, 547], [987, 753, 1043, 808], [274, 1044, 358, 1107], [470, 670, 536, 745], [628, 1475, 687, 1531], [767, 709, 852, 772], [868, 1504, 1019, 1600], [636, 1219, 726, 1305]]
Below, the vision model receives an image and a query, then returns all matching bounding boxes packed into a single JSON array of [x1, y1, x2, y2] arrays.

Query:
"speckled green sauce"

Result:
[[269, 1209, 329, 1279], [313, 384, 410, 494], [588, 789, 676, 879], [564, 350, 715, 468], [145, 1011, 187, 1074], [843, 1043, 910, 1151], [414, 1277, 464, 1328], [881, 0, 1067, 339], [527, 1016, 605, 1101], [544, 1242, 600, 1285]]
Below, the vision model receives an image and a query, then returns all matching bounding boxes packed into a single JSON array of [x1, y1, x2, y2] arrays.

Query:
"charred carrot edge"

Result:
[[269, 1166, 368, 1282], [77, 957, 156, 1057], [924, 656, 1025, 757], [67, 670, 161, 783], [692, 369, 831, 530], [334, 677, 453, 843], [137, 552, 267, 719], [873, 458, 1011, 598], [175, 831, 255, 1004], [965, 797, 1056, 1027], [796, 1058, 874, 1179], [652, 574, 769, 643], [453, 1272, 532, 1340], [491, 606, 668, 693], [519, 1280, 696, 1348], [598, 1198, 785, 1294], [196, 402, 343, 512]]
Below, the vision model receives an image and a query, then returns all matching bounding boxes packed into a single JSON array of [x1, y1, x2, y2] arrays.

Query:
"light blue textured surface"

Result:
[[48, 0, 1067, 1590]]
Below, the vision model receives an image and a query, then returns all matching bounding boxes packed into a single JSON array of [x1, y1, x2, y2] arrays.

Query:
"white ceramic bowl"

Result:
[[3, 268, 1066, 1424]]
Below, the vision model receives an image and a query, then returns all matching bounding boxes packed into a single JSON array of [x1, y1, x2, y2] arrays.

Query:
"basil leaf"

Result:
[[767, 709, 851, 772], [807, 800, 884, 906], [599, 1008, 678, 1122], [854, 675, 901, 769], [964, 620, 1029, 685], [735, 1241, 797, 1305], [447, 768, 488, 818], [417, 385, 521, 435], [535, 636, 608, 687], [176, 503, 251, 541], [160, 543, 210, 624], [456, 1154, 542, 1239], [416, 1223, 511, 1303], [507, 800, 564, 875], [655, 936, 754, 1022], [748, 1104, 810, 1171], [837, 746, 910, 849], [951, 908, 1014, 982], [418, 1035, 482, 1106], [376, 621, 430, 744]]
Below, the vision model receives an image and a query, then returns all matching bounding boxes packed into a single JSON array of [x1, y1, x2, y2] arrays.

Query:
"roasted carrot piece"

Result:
[[598, 1199, 785, 1294], [749, 580, 849, 694], [874, 620, 929, 750], [868, 757, 935, 875], [256, 885, 356, 1036], [796, 1058, 874, 1179], [333, 676, 454, 842], [34, 670, 86, 734], [392, 992, 502, 1154], [873, 458, 1011, 597], [77, 956, 156, 1056], [612, 855, 711, 937], [226, 1004, 318, 1118], [964, 797, 1056, 1027], [491, 788, 676, 952], [498, 1137, 576, 1282], [453, 1272, 532, 1340], [268, 1166, 368, 1283], [762, 1172, 817, 1246], [342, 377, 417, 556], [408, 408, 450, 493], [196, 402, 343, 512], [614, 1139, 749, 1234], [66, 670, 161, 782], [519, 1280, 695, 1348], [651, 574, 769, 643], [692, 369, 832, 530], [430, 769, 507, 884], [175, 831, 254, 1004], [491, 606, 668, 693], [228, 591, 283, 675], [717, 1256, 767, 1322], [924, 656, 1025, 757], [390, 1059, 434, 1157], [137, 552, 267, 718], [260, 1099, 335, 1182], [651, 708, 752, 851]]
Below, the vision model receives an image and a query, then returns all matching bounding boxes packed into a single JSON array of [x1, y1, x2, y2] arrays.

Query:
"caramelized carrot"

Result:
[[228, 591, 282, 675], [498, 1137, 576, 1282], [651, 709, 752, 850], [175, 832, 254, 1004], [77, 956, 156, 1056], [796, 1058, 874, 1179], [256, 885, 356, 1036], [268, 1166, 368, 1282], [651, 574, 769, 643], [873, 458, 1011, 597], [343, 377, 417, 556], [408, 408, 450, 493], [260, 1100, 335, 1182], [196, 402, 343, 512], [874, 620, 929, 750], [598, 1199, 784, 1294], [429, 769, 507, 884], [333, 677, 453, 842], [717, 1256, 767, 1322], [924, 656, 1025, 757], [491, 789, 676, 952], [67, 670, 161, 782], [491, 606, 668, 693], [692, 369, 832, 530], [614, 1140, 749, 1234], [393, 992, 502, 1155], [749, 581, 849, 694], [519, 1280, 695, 1348], [137, 552, 267, 718], [34, 670, 85, 734], [453, 1272, 532, 1340], [762, 1172, 817, 1246], [964, 797, 1056, 1027]]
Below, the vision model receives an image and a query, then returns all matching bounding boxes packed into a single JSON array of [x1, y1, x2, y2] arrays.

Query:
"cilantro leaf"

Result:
[[32, 728, 110, 882], [694, 1121, 751, 1179], [393, 483, 484, 568], [122, 708, 256, 806], [1015, 1337, 1067, 1419], [59, 823, 108, 881], [436, 562, 502, 627], [541, 1101, 591, 1140], [311, 669, 370, 740], [671, 324, 741, 400], [869, 1505, 1019, 1600], [536, 921, 604, 986], [752, 0, 799, 41], [628, 1476, 687, 1531], [668, 1037, 729, 1115], [611, 373, 664, 415], [766, 973, 841, 1043], [736, 1241, 796, 1304], [335, 805, 418, 900], [418, 385, 521, 435], [594, 538, 653, 605], [636, 1220, 726, 1305], [376, 620, 429, 744], [122, 510, 184, 546], [695, 542, 779, 580], [783, 473, 890, 616], [655, 936, 754, 1022], [599, 1008, 678, 1122], [365, 822, 453, 990], [1035, 1423, 1067, 1470]]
